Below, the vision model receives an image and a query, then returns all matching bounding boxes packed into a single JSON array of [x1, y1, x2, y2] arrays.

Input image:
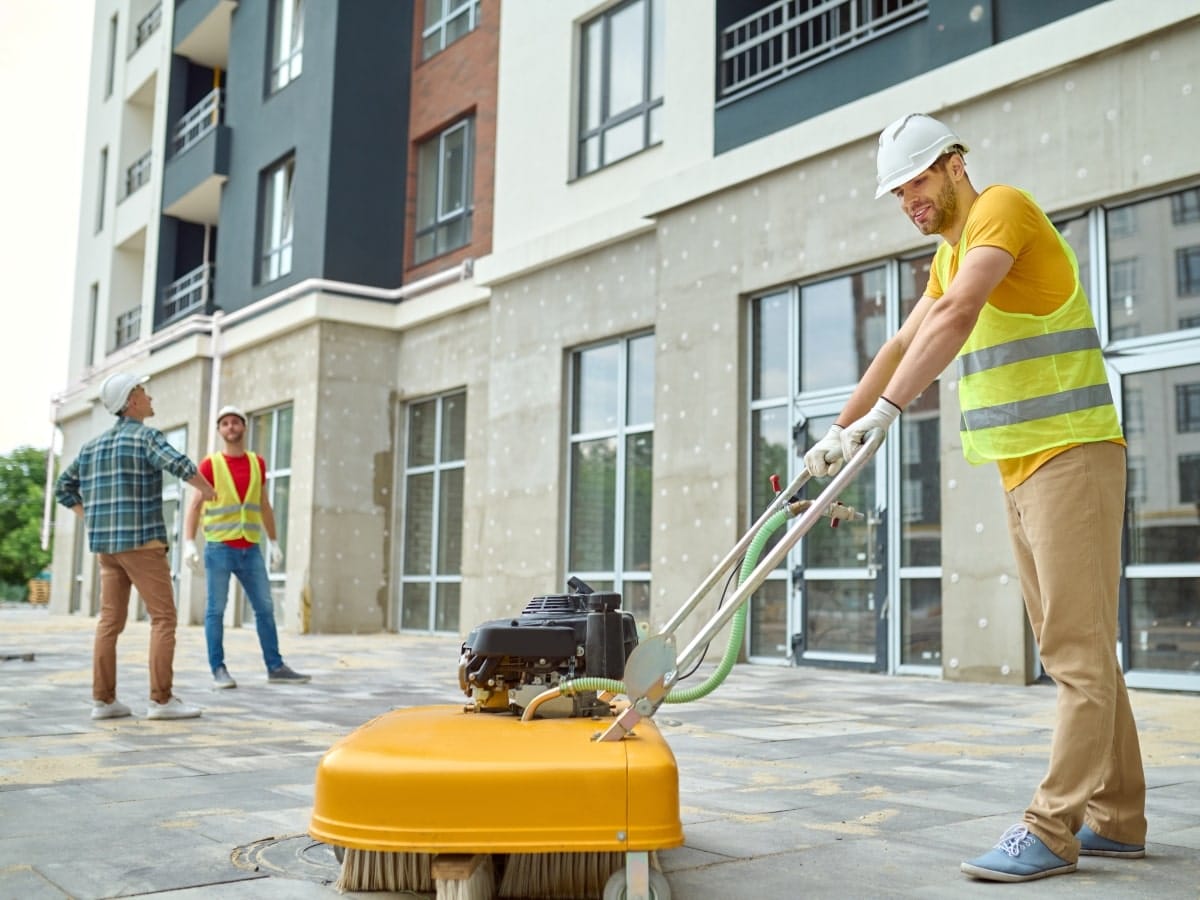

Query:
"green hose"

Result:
[[556, 507, 790, 706]]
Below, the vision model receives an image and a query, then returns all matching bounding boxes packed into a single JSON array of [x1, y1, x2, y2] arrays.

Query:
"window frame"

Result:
[[259, 154, 296, 284], [398, 390, 467, 634], [421, 0, 480, 59], [413, 118, 475, 265], [269, 0, 305, 94], [564, 332, 655, 622], [576, 0, 665, 177]]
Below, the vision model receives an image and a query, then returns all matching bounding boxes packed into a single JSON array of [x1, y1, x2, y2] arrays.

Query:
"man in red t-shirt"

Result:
[[184, 405, 309, 688]]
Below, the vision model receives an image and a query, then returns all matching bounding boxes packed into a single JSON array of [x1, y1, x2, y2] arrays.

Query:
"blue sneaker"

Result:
[[1077, 823, 1145, 858], [961, 824, 1076, 882]]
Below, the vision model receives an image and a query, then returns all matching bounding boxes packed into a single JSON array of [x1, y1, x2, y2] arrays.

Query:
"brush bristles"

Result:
[[497, 851, 625, 899], [336, 848, 434, 893], [435, 854, 497, 900]]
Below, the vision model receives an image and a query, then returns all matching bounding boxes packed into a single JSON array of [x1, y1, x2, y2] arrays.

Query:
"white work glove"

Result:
[[183, 543, 202, 572], [268, 540, 284, 569], [840, 397, 902, 462], [804, 425, 846, 477]]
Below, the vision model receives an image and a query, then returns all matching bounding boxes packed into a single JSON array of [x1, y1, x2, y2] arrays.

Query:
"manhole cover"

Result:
[[232, 833, 341, 883]]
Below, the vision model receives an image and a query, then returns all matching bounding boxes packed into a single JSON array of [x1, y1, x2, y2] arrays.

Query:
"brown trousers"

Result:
[[1005, 441, 1147, 861], [94, 541, 178, 705]]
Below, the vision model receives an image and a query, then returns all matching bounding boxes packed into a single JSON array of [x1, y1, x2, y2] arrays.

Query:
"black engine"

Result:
[[457, 579, 639, 717]]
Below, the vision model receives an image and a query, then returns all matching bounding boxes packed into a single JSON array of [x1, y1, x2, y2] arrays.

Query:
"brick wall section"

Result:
[[406, 0, 499, 282]]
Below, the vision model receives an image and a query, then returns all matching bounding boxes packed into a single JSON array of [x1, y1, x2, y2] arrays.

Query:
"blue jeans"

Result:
[[204, 543, 283, 673]]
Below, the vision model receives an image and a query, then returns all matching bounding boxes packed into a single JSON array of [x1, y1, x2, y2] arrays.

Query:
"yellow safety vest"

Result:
[[940, 199, 1123, 464], [202, 452, 264, 543]]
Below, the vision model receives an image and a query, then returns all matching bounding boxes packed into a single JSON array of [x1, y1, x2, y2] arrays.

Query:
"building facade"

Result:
[[51, 0, 1200, 694]]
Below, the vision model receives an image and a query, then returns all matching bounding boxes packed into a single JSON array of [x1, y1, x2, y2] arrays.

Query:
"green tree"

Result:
[[0, 446, 52, 589]]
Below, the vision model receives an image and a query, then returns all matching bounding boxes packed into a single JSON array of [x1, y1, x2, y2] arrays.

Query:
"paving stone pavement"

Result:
[[1, 604, 1198, 899]]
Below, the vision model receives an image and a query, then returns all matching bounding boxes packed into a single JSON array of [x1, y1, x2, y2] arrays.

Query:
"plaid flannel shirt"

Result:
[[56, 417, 198, 554]]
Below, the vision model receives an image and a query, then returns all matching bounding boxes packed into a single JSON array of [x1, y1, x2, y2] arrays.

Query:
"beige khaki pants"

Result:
[[94, 541, 178, 705], [1004, 441, 1147, 860]]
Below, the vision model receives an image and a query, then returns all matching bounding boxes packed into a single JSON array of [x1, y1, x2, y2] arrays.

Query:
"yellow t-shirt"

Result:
[[925, 185, 1122, 490]]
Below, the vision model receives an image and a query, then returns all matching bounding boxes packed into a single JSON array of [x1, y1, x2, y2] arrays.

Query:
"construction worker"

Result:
[[184, 405, 309, 688], [56, 372, 216, 720], [804, 113, 1146, 882]]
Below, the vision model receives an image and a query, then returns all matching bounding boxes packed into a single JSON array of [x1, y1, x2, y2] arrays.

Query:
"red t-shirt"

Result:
[[199, 453, 267, 549]]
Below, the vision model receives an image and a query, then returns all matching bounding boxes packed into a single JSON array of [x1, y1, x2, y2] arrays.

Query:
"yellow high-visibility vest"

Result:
[[202, 452, 264, 543], [941, 198, 1123, 464]]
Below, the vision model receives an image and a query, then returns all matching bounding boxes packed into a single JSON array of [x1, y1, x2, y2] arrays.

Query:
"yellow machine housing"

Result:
[[310, 704, 683, 854]]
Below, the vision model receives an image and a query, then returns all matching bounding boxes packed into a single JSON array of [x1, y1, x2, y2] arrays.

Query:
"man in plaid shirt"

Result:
[[56, 372, 217, 721]]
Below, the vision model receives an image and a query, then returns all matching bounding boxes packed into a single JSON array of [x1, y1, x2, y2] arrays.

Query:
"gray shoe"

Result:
[[91, 699, 132, 720], [212, 666, 237, 689], [1077, 823, 1145, 858], [268, 664, 311, 684], [147, 695, 202, 720]]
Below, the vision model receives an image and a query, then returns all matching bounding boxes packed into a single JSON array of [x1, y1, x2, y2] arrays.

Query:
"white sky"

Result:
[[0, 2, 93, 456]]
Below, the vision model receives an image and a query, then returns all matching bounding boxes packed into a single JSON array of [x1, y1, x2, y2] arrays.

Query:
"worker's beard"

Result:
[[917, 180, 958, 236]]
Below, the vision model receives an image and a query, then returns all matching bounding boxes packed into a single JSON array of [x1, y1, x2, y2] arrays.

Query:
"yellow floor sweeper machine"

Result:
[[309, 431, 885, 900]]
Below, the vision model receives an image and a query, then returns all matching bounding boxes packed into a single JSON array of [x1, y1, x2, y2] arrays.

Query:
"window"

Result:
[[1177, 246, 1200, 297], [250, 405, 293, 586], [422, 0, 479, 59], [96, 147, 108, 233], [1172, 188, 1200, 225], [1109, 258, 1138, 322], [567, 334, 654, 622], [400, 391, 466, 632], [105, 14, 118, 98], [578, 0, 664, 176], [1107, 205, 1137, 237], [260, 155, 295, 283], [1123, 386, 1145, 436], [270, 0, 304, 93], [414, 119, 473, 265], [1176, 383, 1200, 433]]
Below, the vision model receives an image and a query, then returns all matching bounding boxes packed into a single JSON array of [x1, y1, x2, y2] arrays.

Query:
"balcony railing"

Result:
[[122, 149, 152, 200], [162, 262, 214, 322], [132, 2, 163, 54], [170, 88, 223, 158], [115, 308, 142, 350], [719, 0, 929, 103]]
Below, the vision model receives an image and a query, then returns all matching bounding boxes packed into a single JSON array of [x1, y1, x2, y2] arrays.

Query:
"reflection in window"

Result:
[[1177, 247, 1200, 297], [1171, 188, 1200, 225], [578, 0, 664, 176], [1176, 383, 1200, 433], [270, 0, 304, 93], [567, 334, 654, 622], [800, 266, 887, 392], [1128, 578, 1200, 673], [1107, 205, 1137, 237], [401, 391, 466, 632], [1125, 367, 1200, 565]]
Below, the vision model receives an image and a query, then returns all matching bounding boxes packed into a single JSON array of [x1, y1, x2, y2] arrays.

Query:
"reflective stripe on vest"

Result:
[[944, 192, 1122, 464], [202, 452, 264, 543]]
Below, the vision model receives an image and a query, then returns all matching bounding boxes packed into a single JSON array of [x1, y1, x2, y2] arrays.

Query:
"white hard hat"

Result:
[[100, 372, 149, 415], [875, 113, 968, 198], [215, 405, 247, 425]]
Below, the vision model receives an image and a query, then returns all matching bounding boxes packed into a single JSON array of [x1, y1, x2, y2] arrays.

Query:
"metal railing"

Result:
[[718, 0, 929, 104], [162, 262, 214, 322], [122, 149, 152, 200], [170, 88, 223, 158], [132, 2, 163, 53], [115, 308, 141, 349]]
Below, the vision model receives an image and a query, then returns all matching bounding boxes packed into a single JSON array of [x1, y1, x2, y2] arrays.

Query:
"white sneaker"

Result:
[[147, 695, 202, 720], [91, 699, 132, 720]]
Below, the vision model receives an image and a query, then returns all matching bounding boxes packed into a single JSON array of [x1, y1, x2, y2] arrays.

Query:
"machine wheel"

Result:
[[601, 868, 671, 900]]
